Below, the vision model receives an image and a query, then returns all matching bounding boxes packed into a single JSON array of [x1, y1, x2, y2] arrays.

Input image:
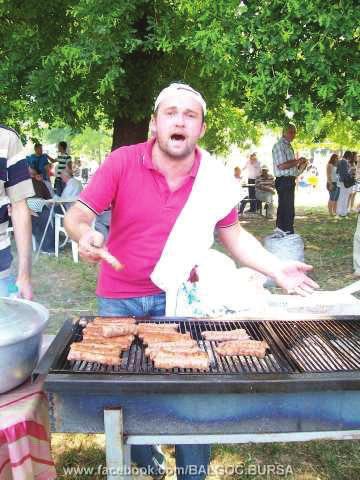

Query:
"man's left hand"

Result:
[[16, 277, 33, 300], [272, 261, 319, 296]]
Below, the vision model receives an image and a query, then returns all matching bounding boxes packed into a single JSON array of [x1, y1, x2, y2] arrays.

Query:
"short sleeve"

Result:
[[79, 151, 122, 214], [5, 133, 34, 203], [215, 207, 238, 228]]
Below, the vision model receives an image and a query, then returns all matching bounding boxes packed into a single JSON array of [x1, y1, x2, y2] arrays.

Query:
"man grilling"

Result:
[[64, 83, 318, 480]]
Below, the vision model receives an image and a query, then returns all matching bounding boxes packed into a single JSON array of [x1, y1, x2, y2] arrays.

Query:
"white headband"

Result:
[[154, 83, 206, 116]]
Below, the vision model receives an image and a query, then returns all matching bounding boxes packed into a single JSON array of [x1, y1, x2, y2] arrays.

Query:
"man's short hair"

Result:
[[58, 141, 67, 150], [283, 123, 296, 135], [34, 143, 42, 149]]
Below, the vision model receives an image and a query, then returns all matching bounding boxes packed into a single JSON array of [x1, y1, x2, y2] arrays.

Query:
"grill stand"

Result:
[[38, 317, 360, 479], [104, 408, 131, 480], [48, 389, 360, 480], [99, 406, 360, 480]]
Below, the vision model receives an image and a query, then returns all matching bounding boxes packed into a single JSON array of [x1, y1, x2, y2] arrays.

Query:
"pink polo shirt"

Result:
[[79, 140, 238, 298]]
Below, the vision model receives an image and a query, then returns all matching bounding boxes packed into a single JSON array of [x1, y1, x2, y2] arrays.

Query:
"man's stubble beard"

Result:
[[157, 137, 196, 161]]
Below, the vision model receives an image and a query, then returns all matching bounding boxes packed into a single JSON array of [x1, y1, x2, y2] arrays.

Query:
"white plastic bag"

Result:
[[175, 250, 270, 317]]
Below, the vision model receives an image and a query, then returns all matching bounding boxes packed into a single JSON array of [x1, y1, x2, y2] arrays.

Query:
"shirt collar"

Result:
[[142, 138, 201, 178]]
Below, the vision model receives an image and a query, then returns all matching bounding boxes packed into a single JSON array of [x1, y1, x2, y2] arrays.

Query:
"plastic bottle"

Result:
[[7, 283, 19, 299]]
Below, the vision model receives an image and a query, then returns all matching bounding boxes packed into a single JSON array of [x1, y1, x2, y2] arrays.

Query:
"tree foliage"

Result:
[[0, 0, 358, 151], [204, 100, 262, 155], [294, 114, 360, 151]]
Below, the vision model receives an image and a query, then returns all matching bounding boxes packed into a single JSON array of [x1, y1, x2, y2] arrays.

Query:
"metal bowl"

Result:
[[0, 297, 49, 393]]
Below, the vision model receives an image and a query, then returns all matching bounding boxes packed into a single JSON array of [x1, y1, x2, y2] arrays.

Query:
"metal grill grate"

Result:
[[48, 317, 360, 376], [268, 320, 360, 373]]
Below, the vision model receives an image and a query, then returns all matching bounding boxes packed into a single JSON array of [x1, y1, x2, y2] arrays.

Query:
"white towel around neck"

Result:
[[150, 149, 240, 315]]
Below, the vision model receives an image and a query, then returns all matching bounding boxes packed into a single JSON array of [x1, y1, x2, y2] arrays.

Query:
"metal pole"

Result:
[[33, 203, 55, 262], [104, 408, 132, 480]]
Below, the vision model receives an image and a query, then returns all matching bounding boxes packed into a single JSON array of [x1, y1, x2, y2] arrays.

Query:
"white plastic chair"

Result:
[[54, 214, 79, 263]]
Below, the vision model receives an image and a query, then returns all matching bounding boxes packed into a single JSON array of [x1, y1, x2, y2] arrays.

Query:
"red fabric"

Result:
[[0, 376, 56, 480], [0, 420, 48, 446], [80, 139, 237, 298]]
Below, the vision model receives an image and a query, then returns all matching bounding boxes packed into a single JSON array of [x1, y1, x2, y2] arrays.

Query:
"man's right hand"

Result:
[[78, 230, 105, 264]]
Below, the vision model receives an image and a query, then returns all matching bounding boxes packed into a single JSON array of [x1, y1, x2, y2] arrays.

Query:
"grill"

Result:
[[35, 315, 360, 393], [37, 315, 360, 451]]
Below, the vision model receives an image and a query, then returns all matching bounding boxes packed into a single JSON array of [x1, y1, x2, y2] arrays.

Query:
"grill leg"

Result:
[[104, 408, 132, 480]]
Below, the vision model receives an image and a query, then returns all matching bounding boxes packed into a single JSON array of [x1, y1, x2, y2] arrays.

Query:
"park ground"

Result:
[[24, 194, 360, 479]]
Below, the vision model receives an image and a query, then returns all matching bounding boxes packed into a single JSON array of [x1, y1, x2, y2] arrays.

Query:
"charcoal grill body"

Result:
[[35, 316, 360, 479]]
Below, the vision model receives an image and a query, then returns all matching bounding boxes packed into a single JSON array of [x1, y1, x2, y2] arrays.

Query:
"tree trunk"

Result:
[[112, 116, 149, 151]]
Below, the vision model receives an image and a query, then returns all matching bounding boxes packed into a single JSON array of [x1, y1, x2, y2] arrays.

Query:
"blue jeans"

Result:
[[0, 276, 14, 297], [98, 294, 211, 480]]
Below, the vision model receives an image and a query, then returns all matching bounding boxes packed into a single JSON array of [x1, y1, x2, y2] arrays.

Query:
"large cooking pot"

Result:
[[0, 297, 49, 393]]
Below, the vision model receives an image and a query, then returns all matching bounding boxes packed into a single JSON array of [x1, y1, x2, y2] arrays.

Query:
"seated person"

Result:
[[61, 169, 83, 199], [255, 165, 275, 218], [27, 167, 55, 254], [28, 167, 52, 200], [54, 169, 83, 211], [95, 208, 111, 241]]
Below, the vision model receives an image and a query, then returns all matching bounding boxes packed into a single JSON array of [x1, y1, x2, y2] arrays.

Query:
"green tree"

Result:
[[294, 114, 360, 151], [70, 127, 112, 162], [1, 0, 358, 151]]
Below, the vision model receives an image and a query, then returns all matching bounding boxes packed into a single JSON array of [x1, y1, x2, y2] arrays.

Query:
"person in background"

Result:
[[81, 167, 89, 184], [27, 166, 54, 253], [27, 143, 54, 195], [326, 153, 340, 216], [95, 208, 112, 241], [272, 124, 307, 234], [0, 125, 34, 298], [233, 166, 243, 215], [72, 157, 81, 177], [28, 166, 52, 200], [348, 152, 358, 213], [50, 141, 72, 196], [57, 170, 83, 210], [64, 82, 318, 480], [242, 153, 261, 213], [336, 150, 354, 217], [255, 165, 275, 218], [61, 170, 83, 199], [234, 166, 241, 180]]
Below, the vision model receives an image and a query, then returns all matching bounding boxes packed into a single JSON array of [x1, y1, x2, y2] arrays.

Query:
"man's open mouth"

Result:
[[170, 134, 186, 142]]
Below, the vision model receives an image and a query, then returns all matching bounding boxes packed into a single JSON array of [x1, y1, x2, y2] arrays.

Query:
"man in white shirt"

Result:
[[242, 153, 261, 213], [60, 170, 83, 209], [272, 125, 307, 234]]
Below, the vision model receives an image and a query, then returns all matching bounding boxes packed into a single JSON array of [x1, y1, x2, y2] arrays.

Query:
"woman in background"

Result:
[[326, 153, 339, 215]]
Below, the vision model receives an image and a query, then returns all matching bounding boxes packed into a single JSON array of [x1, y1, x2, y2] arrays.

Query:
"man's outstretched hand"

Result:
[[272, 261, 319, 296]]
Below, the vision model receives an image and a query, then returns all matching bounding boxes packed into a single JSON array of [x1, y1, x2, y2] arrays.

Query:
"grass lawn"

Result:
[[28, 205, 359, 479]]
